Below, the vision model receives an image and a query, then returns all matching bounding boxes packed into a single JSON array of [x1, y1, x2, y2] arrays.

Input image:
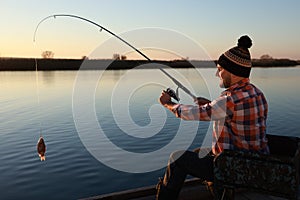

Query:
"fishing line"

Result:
[[31, 40, 42, 132], [33, 14, 197, 100], [33, 32, 46, 161]]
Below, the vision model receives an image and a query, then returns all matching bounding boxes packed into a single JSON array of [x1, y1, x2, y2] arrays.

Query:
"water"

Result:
[[1, 67, 300, 200]]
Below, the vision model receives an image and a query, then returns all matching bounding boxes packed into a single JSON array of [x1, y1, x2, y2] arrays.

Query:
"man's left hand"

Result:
[[194, 97, 211, 106]]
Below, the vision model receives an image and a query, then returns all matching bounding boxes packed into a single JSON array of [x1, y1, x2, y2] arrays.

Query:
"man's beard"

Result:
[[220, 77, 231, 88]]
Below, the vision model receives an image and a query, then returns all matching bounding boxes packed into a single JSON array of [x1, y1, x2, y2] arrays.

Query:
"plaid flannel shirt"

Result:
[[171, 78, 269, 155]]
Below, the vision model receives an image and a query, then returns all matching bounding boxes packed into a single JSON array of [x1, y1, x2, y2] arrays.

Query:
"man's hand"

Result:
[[159, 91, 172, 105], [194, 97, 211, 106]]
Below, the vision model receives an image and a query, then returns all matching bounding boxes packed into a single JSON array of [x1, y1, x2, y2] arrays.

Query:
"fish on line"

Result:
[[37, 136, 46, 161]]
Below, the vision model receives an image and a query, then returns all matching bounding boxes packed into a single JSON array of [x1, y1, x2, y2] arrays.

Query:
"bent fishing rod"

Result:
[[34, 14, 197, 101]]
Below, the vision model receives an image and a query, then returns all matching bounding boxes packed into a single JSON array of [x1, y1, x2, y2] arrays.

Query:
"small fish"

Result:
[[37, 136, 46, 161]]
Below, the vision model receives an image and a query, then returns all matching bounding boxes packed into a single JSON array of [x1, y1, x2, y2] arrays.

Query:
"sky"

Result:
[[0, 0, 299, 60]]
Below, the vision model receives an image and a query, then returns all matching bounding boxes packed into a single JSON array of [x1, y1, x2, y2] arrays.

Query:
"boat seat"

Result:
[[213, 134, 300, 200]]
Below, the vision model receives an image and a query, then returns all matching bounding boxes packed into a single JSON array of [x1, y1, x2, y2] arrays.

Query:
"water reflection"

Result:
[[40, 71, 56, 85]]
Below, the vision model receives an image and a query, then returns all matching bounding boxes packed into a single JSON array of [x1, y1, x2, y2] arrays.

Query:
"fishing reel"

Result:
[[164, 87, 180, 102]]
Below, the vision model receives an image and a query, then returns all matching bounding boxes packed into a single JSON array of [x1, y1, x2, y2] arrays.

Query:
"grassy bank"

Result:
[[0, 57, 299, 71]]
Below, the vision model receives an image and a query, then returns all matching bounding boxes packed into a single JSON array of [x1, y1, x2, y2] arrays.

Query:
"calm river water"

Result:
[[1, 67, 300, 200]]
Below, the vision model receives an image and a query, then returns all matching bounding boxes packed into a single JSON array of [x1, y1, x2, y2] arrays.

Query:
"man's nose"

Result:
[[215, 69, 219, 77]]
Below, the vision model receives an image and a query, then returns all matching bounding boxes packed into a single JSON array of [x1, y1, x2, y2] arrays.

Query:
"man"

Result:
[[156, 35, 269, 199]]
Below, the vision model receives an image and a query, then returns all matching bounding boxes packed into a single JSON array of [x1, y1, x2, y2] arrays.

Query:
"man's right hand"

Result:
[[159, 91, 172, 105]]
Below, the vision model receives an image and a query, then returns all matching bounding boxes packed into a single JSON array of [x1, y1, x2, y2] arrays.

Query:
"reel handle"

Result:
[[164, 88, 180, 102]]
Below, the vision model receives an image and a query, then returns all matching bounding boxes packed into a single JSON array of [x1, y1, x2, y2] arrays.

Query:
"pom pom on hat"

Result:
[[237, 35, 252, 49], [217, 35, 252, 78]]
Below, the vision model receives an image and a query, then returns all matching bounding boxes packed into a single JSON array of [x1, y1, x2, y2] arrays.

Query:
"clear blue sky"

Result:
[[1, 0, 299, 60]]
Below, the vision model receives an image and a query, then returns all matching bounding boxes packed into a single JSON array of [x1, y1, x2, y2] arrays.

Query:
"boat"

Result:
[[79, 178, 299, 200]]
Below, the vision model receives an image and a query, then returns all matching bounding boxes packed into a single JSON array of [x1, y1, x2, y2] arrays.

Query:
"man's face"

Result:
[[216, 64, 231, 88]]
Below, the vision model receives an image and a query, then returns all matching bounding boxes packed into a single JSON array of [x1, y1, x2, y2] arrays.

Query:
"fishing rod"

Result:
[[34, 14, 197, 101]]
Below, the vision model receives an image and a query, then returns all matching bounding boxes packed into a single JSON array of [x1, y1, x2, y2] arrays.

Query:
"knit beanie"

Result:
[[217, 35, 252, 78]]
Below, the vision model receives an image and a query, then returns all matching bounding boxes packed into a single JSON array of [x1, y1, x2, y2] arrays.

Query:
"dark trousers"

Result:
[[157, 148, 214, 199]]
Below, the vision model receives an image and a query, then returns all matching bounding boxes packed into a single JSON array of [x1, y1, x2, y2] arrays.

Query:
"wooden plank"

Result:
[[79, 178, 211, 200], [80, 180, 300, 200]]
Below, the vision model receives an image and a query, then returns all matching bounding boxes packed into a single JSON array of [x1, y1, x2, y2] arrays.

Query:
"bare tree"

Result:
[[121, 55, 127, 60], [260, 54, 273, 60], [113, 54, 127, 60], [42, 51, 54, 59], [113, 53, 120, 60], [82, 56, 89, 60]]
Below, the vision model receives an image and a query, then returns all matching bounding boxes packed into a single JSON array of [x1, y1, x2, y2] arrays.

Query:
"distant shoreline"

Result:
[[0, 57, 299, 71]]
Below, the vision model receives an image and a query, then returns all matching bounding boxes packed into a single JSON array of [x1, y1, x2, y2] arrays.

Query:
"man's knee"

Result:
[[169, 150, 186, 164]]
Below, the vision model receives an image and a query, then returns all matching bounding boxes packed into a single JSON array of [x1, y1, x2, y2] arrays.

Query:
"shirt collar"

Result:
[[222, 78, 250, 95]]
